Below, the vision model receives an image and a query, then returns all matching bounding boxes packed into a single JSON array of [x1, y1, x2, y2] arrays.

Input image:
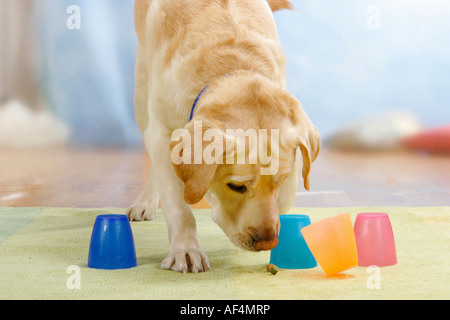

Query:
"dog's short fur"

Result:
[[127, 0, 320, 273]]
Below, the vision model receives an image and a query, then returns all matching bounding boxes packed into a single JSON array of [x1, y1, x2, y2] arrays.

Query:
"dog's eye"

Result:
[[227, 183, 247, 194]]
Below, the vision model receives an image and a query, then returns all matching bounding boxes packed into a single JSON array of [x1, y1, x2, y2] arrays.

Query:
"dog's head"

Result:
[[170, 73, 320, 251]]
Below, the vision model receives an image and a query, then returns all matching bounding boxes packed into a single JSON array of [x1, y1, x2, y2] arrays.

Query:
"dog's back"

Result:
[[134, 0, 293, 130], [135, 0, 293, 45]]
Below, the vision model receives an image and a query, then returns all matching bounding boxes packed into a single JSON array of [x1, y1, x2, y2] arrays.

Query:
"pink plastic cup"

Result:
[[354, 213, 397, 267]]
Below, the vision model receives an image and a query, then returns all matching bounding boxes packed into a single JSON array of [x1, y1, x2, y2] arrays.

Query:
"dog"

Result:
[[127, 0, 320, 273]]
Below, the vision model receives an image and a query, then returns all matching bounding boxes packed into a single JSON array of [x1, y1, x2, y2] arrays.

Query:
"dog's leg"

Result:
[[147, 126, 209, 273], [126, 42, 159, 221], [126, 164, 159, 221], [277, 149, 301, 214]]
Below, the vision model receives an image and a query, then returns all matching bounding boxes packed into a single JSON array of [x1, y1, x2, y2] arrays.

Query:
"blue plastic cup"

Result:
[[88, 214, 137, 269], [269, 214, 317, 269]]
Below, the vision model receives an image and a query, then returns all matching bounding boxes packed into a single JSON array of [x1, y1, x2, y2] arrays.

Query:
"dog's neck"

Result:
[[189, 84, 209, 122], [189, 73, 233, 121]]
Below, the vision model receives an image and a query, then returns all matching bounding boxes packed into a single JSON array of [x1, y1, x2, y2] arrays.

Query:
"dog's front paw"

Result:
[[126, 199, 156, 221], [161, 237, 210, 273]]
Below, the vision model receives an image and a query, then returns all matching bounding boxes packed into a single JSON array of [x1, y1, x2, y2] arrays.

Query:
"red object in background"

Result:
[[401, 125, 450, 153]]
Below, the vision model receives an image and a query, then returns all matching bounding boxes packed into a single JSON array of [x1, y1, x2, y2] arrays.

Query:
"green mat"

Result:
[[0, 206, 449, 299]]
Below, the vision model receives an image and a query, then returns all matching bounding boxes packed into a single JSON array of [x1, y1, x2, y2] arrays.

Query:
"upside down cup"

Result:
[[301, 213, 358, 276], [88, 214, 137, 270], [354, 213, 397, 267], [269, 215, 317, 269]]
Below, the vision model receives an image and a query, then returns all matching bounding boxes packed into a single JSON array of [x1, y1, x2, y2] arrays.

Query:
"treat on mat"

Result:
[[267, 263, 279, 275]]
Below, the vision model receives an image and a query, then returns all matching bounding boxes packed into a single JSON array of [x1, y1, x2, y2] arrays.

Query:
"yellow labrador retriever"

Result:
[[127, 0, 320, 273]]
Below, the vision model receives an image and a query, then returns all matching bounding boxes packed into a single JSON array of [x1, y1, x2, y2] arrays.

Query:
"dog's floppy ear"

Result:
[[287, 100, 321, 190], [170, 120, 224, 204], [295, 123, 320, 190]]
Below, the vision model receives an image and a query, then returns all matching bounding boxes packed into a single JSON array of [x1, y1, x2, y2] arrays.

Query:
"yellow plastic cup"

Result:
[[301, 213, 358, 276]]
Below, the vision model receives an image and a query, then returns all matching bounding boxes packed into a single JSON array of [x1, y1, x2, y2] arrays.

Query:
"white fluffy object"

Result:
[[0, 100, 70, 148], [325, 112, 423, 151]]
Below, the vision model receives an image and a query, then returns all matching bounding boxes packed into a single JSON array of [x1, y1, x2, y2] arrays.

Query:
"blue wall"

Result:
[[275, 0, 450, 137]]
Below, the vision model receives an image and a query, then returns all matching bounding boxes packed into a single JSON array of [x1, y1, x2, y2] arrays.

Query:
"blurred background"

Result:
[[1, 0, 140, 147], [1, 0, 449, 148], [0, 0, 450, 149], [0, 0, 449, 208]]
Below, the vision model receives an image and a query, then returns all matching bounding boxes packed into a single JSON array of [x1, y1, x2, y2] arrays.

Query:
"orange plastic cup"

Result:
[[301, 213, 358, 276]]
